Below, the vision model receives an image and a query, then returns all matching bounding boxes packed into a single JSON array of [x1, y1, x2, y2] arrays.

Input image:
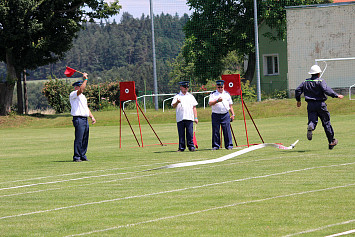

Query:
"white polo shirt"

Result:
[[171, 91, 198, 122], [209, 90, 233, 114], [70, 91, 90, 117]]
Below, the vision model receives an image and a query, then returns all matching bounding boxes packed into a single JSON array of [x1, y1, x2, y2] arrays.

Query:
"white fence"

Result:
[[122, 91, 213, 112]]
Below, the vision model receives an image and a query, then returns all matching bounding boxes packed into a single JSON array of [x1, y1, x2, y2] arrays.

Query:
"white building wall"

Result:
[[286, 3, 355, 90]]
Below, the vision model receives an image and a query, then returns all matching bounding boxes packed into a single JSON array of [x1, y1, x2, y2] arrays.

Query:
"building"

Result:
[[286, 2, 355, 94]]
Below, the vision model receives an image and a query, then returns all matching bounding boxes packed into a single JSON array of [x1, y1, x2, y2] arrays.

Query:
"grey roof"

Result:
[[285, 1, 355, 10]]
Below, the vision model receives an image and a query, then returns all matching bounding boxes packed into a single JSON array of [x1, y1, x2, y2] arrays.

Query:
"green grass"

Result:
[[0, 99, 354, 236]]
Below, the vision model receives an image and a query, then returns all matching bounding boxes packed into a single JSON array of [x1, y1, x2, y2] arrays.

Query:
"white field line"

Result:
[[0, 151, 314, 185], [0, 155, 289, 192], [0, 161, 177, 185], [0, 156, 286, 197], [0, 162, 354, 220], [325, 229, 355, 237], [284, 221, 355, 237], [1, 160, 354, 192], [64, 184, 355, 237]]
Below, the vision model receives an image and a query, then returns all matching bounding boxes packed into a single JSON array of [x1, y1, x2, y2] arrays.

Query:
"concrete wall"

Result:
[[286, 3, 355, 91]]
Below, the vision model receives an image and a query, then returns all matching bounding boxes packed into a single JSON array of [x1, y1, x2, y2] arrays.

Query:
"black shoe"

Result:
[[176, 149, 184, 152], [189, 148, 196, 152], [329, 139, 338, 150], [73, 159, 82, 162], [212, 147, 219, 151], [307, 125, 313, 140]]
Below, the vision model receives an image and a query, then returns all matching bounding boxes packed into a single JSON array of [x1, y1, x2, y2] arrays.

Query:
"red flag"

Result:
[[193, 125, 198, 149], [221, 74, 242, 96], [120, 81, 137, 102], [64, 67, 76, 77]]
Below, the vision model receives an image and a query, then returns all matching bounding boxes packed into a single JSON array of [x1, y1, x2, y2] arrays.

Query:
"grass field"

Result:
[[0, 99, 354, 236]]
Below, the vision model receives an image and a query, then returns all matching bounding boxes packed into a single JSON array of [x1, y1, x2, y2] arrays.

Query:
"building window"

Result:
[[263, 54, 279, 76]]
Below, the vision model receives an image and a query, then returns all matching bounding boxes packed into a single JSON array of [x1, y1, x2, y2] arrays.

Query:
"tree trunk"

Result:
[[17, 71, 24, 114], [244, 51, 256, 83], [23, 70, 28, 114], [0, 50, 17, 116], [0, 82, 15, 116]]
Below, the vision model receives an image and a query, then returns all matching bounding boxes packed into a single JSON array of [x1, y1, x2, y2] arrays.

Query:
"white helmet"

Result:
[[308, 65, 322, 75]]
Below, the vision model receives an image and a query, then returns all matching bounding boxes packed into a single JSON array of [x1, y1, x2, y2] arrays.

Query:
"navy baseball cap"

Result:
[[72, 80, 83, 87], [179, 81, 190, 87], [216, 80, 224, 86]]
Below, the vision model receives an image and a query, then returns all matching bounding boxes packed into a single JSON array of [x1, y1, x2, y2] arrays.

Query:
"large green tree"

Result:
[[183, 0, 331, 84], [0, 0, 121, 115]]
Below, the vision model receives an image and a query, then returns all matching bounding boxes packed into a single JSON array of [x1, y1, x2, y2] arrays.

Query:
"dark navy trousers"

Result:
[[307, 101, 334, 143], [73, 116, 89, 161], [177, 120, 194, 151], [211, 112, 233, 149]]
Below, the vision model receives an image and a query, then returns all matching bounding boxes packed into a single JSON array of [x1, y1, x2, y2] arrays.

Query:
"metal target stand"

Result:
[[220, 74, 264, 147], [119, 81, 164, 148]]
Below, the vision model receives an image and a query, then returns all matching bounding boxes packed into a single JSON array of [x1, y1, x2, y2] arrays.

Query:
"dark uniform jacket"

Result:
[[295, 75, 339, 102]]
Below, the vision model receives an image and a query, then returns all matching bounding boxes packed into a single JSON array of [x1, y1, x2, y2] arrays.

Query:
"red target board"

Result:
[[120, 81, 137, 102], [221, 74, 241, 96]]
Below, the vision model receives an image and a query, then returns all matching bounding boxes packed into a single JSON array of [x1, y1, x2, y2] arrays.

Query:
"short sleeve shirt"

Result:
[[209, 90, 233, 114], [171, 91, 198, 122], [70, 91, 90, 117]]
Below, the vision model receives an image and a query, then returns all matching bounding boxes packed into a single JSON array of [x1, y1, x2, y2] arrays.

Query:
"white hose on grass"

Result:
[[153, 140, 299, 170]]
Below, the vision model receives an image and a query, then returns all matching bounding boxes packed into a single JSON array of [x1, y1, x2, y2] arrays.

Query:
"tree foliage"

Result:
[[0, 0, 121, 115], [183, 0, 332, 84]]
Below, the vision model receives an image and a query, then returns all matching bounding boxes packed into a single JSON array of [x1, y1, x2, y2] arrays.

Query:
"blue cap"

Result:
[[72, 80, 83, 87], [216, 80, 224, 86], [179, 81, 190, 87]]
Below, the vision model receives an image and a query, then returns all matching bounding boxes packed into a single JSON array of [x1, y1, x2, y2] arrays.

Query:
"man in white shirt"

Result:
[[69, 73, 96, 162], [171, 81, 198, 152], [209, 80, 235, 150]]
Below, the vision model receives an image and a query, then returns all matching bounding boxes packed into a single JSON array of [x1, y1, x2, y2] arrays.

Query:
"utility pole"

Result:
[[150, 0, 159, 110], [253, 0, 261, 102]]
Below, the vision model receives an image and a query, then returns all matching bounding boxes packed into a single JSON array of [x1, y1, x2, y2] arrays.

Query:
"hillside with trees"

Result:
[[1, 12, 189, 97]]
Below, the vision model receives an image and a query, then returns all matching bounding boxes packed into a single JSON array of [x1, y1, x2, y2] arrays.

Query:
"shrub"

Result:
[[42, 79, 120, 113], [42, 78, 71, 113]]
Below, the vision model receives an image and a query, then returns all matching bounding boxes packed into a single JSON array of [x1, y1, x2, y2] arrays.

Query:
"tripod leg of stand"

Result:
[[122, 109, 141, 147], [230, 123, 237, 147], [243, 100, 264, 143]]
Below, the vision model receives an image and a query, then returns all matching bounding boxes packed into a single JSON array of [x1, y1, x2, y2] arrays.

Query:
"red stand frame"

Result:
[[221, 74, 264, 147], [119, 81, 163, 148]]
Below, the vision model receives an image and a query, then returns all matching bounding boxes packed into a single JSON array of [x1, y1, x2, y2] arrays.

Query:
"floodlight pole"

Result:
[[150, 0, 159, 110], [253, 0, 261, 102]]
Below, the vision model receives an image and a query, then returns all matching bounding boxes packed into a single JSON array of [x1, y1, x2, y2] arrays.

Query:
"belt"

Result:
[[73, 116, 87, 119]]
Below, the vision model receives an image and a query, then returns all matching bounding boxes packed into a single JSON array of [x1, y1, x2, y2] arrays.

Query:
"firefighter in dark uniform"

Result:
[[209, 80, 235, 150], [295, 65, 344, 149]]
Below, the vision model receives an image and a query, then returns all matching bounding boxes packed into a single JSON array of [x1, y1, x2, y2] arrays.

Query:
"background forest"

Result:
[[0, 12, 201, 110]]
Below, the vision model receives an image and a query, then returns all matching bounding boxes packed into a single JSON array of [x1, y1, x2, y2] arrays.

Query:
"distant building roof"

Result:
[[286, 1, 355, 9]]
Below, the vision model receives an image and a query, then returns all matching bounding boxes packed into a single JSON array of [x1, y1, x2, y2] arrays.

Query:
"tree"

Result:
[[0, 0, 121, 115], [183, 0, 331, 84]]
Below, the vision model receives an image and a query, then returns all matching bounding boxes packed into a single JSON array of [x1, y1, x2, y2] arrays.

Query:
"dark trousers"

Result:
[[307, 101, 334, 143], [212, 112, 233, 149], [73, 116, 89, 161], [177, 120, 194, 151]]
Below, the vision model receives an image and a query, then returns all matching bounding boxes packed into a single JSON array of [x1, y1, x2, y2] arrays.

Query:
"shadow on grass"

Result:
[[28, 113, 72, 119], [153, 148, 214, 153]]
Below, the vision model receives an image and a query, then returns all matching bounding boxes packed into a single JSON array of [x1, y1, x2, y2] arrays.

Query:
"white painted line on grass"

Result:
[[64, 184, 355, 237], [325, 229, 355, 237], [1, 161, 354, 192], [0, 156, 285, 197], [0, 147, 314, 185], [0, 161, 176, 185], [283, 220, 355, 237], [0, 162, 354, 220]]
